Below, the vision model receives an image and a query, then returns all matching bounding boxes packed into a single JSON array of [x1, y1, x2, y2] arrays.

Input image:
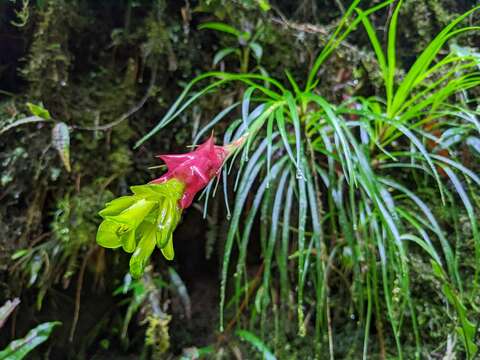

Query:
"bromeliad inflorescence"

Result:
[[96, 136, 244, 278]]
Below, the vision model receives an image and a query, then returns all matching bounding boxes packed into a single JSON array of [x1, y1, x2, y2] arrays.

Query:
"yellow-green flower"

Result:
[[96, 179, 184, 278], [96, 136, 246, 278]]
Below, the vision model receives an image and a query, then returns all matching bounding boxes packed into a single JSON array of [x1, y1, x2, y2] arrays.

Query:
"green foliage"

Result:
[[114, 274, 149, 343], [114, 269, 176, 357], [442, 283, 478, 357], [135, 1, 480, 358], [26, 102, 50, 120], [236, 330, 276, 360], [11, 185, 111, 309], [1, 103, 71, 172], [0, 321, 61, 360], [0, 299, 59, 359], [200, 20, 265, 73]]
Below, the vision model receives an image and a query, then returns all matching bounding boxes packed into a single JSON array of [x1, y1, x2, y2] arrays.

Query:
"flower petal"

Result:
[[106, 198, 156, 228], [121, 230, 136, 253], [98, 196, 137, 218], [96, 220, 122, 248], [160, 235, 175, 261], [157, 198, 183, 248], [129, 222, 157, 278], [155, 199, 170, 248], [131, 181, 184, 199]]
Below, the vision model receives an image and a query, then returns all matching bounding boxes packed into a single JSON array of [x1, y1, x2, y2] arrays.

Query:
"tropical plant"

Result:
[[96, 0, 480, 358], [0, 102, 71, 172], [199, 21, 265, 73], [113, 266, 192, 357], [96, 136, 246, 278]]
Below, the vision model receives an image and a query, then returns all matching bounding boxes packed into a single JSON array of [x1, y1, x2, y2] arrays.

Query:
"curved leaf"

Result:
[[0, 321, 61, 360]]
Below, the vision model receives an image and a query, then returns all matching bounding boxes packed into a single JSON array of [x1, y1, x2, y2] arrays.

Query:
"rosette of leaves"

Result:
[[133, 0, 480, 358]]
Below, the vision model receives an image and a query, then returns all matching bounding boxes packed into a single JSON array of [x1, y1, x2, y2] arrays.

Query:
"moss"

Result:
[[402, 0, 463, 53], [21, 0, 80, 102], [145, 314, 172, 358]]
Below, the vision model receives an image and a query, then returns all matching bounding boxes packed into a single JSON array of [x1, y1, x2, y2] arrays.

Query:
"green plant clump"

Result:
[[135, 0, 480, 358]]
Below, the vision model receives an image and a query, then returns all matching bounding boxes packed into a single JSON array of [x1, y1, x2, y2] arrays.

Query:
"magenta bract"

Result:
[[150, 136, 230, 209]]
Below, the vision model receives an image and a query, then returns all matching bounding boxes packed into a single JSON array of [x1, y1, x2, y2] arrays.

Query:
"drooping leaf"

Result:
[[0, 321, 61, 360], [442, 284, 478, 358], [51, 122, 71, 172], [467, 136, 480, 155], [10, 250, 28, 261], [249, 42, 263, 60], [168, 267, 191, 319], [198, 22, 242, 37], [236, 330, 277, 360], [26, 102, 50, 120], [213, 48, 239, 66], [0, 299, 20, 329]]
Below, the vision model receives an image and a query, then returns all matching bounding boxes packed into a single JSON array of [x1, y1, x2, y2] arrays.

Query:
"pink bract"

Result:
[[150, 136, 230, 209]]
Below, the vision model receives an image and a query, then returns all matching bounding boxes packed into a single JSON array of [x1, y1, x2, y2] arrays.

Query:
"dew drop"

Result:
[[296, 169, 304, 180]]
